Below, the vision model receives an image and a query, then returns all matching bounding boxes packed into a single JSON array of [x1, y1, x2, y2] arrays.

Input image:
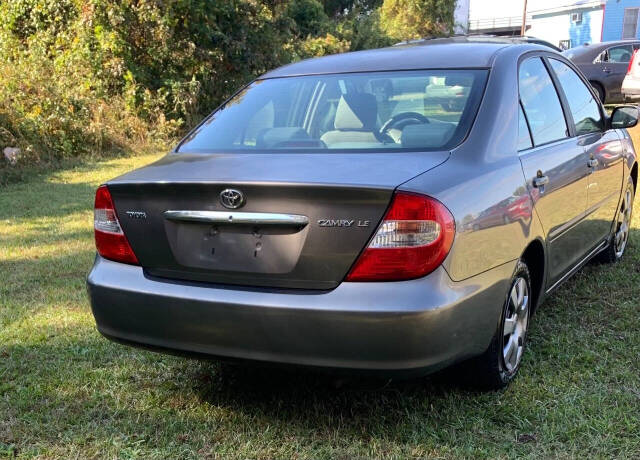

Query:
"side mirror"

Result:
[[610, 105, 640, 129]]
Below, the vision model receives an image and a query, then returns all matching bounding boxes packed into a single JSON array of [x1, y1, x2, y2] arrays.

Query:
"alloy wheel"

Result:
[[614, 186, 633, 258], [502, 277, 529, 373]]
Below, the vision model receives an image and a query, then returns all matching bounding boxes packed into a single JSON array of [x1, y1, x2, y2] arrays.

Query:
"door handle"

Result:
[[532, 175, 549, 188], [588, 158, 598, 168], [603, 67, 612, 73]]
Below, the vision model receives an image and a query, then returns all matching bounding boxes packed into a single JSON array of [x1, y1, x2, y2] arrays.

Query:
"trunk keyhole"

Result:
[[254, 241, 262, 258]]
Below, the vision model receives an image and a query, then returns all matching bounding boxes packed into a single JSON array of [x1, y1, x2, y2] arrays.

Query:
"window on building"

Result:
[[623, 8, 639, 40]]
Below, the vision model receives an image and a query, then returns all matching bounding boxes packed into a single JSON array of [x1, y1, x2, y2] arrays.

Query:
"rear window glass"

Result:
[[178, 70, 488, 153]]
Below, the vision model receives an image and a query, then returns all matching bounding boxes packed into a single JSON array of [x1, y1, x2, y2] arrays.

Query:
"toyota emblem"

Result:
[[219, 188, 245, 209]]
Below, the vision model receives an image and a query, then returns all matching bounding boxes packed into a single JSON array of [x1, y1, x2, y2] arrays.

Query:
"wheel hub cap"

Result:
[[503, 277, 529, 373], [615, 187, 632, 258]]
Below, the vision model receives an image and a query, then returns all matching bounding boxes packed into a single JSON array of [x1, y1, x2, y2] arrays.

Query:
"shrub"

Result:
[[0, 0, 457, 181]]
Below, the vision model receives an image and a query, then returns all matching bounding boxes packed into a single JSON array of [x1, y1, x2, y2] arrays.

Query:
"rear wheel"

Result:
[[463, 260, 532, 390], [597, 179, 634, 263]]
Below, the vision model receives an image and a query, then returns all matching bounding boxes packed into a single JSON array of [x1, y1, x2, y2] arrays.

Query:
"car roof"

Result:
[[261, 37, 546, 79], [448, 34, 561, 51]]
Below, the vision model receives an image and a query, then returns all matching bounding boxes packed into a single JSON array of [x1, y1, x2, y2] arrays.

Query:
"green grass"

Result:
[[1, 152, 639, 459]]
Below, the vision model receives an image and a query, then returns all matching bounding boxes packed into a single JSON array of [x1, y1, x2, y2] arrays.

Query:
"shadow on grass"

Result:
[[183, 228, 640, 425], [189, 360, 470, 426]]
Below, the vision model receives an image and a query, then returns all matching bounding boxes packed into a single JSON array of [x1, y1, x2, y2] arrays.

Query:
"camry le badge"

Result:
[[219, 188, 245, 209], [318, 219, 370, 227]]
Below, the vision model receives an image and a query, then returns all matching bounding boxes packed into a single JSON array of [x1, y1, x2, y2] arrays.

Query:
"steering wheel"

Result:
[[380, 112, 429, 136]]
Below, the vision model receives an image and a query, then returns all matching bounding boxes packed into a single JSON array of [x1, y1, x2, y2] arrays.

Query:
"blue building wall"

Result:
[[603, 0, 640, 41], [569, 8, 595, 46]]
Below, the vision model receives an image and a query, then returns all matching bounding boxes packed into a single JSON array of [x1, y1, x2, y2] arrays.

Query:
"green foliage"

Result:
[[285, 0, 330, 37], [380, 0, 456, 41], [0, 0, 456, 174], [320, 0, 382, 18]]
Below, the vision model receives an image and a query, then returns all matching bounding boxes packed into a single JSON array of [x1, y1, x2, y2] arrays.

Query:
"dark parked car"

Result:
[[88, 38, 638, 390], [564, 40, 640, 103]]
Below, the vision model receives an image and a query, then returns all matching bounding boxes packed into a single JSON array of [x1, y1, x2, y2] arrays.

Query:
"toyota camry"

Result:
[[87, 37, 638, 389]]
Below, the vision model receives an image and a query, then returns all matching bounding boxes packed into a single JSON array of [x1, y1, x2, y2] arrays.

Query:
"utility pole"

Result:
[[521, 0, 528, 36]]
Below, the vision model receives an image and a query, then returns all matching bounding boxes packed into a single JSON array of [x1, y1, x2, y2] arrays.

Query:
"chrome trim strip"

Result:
[[164, 210, 309, 227]]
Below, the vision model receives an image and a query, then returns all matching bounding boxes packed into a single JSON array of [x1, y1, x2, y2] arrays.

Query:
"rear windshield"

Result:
[[178, 69, 488, 153]]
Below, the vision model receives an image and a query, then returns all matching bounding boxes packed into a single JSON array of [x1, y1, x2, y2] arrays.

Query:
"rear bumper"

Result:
[[87, 256, 515, 373], [622, 79, 640, 98]]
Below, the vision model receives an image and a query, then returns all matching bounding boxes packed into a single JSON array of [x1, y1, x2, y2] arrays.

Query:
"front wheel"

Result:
[[463, 260, 532, 390], [597, 178, 634, 263]]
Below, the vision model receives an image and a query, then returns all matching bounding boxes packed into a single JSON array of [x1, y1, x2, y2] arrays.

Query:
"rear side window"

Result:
[[518, 103, 532, 150], [548, 59, 603, 135], [606, 45, 633, 63], [519, 58, 568, 146]]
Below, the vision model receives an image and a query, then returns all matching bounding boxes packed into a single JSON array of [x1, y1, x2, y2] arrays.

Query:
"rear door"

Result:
[[547, 58, 624, 251], [600, 44, 634, 102], [518, 57, 590, 286]]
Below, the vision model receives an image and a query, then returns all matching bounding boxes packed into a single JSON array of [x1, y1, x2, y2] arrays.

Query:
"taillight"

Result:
[[94, 185, 139, 265], [345, 192, 455, 282], [628, 50, 638, 74]]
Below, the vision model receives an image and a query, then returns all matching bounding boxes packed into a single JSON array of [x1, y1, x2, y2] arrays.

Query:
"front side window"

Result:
[[178, 70, 488, 153], [549, 59, 603, 135], [519, 58, 568, 146]]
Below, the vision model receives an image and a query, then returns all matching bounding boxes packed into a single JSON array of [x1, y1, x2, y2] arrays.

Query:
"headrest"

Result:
[[256, 127, 309, 148], [401, 123, 456, 149], [334, 93, 377, 130]]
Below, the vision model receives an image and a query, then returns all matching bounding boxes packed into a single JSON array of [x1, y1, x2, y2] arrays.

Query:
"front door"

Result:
[[547, 58, 625, 251], [518, 57, 590, 286]]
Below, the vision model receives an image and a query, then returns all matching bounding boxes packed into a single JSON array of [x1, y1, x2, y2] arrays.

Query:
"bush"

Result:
[[0, 0, 456, 180]]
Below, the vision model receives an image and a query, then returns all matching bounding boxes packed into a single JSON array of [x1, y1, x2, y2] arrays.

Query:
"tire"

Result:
[[463, 260, 532, 390], [596, 178, 634, 263], [591, 82, 605, 103]]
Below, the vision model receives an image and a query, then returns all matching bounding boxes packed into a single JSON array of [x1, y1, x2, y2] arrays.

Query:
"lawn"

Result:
[[1, 151, 639, 459]]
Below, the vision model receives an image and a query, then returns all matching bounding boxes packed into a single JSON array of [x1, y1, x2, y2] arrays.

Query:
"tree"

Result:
[[285, 0, 330, 37], [379, 0, 456, 41], [320, 0, 382, 18]]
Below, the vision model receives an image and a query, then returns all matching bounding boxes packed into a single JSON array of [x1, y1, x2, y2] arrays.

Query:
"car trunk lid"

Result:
[[107, 151, 449, 289]]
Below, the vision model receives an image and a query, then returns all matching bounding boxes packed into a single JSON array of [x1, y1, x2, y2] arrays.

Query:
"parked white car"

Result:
[[622, 50, 640, 100]]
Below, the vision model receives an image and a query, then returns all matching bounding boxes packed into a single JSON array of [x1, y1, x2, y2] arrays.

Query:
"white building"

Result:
[[466, 0, 605, 49], [455, 0, 471, 33]]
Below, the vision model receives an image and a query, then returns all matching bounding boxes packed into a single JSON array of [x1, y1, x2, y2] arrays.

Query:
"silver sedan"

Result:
[[88, 37, 638, 390]]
